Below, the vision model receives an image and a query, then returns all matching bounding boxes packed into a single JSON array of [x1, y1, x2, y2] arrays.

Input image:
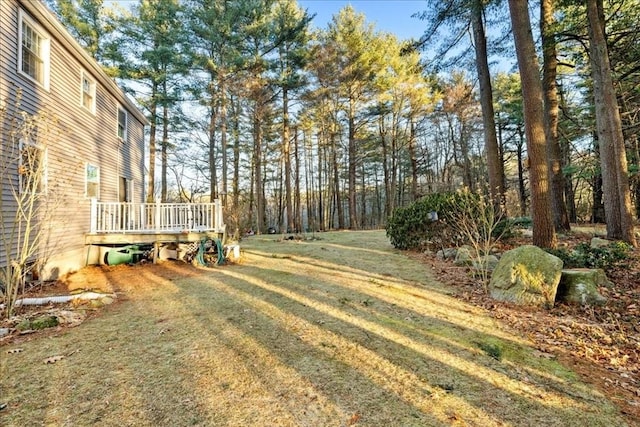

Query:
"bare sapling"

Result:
[[0, 92, 63, 318], [449, 189, 505, 289]]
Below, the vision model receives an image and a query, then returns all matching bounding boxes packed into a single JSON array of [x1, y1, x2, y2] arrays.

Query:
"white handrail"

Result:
[[89, 201, 225, 234]]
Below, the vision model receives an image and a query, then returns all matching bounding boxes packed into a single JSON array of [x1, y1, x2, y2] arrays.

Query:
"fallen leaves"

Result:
[[416, 236, 640, 423], [347, 412, 361, 426]]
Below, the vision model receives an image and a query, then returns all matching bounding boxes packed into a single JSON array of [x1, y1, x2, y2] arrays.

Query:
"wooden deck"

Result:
[[85, 200, 225, 245]]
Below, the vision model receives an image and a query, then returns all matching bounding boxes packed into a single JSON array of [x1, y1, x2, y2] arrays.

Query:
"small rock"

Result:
[[101, 296, 115, 305], [0, 328, 10, 338], [437, 248, 458, 260], [454, 245, 475, 266], [55, 310, 86, 327], [590, 237, 610, 249]]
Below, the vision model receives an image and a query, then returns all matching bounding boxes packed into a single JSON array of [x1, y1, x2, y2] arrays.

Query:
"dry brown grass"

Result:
[[0, 231, 629, 426]]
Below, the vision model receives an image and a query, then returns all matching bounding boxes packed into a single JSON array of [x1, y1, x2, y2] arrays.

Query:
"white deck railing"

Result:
[[89, 200, 225, 234]]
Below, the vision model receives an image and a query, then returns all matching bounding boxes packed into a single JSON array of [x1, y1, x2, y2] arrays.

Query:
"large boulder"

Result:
[[557, 268, 609, 306], [489, 245, 563, 308]]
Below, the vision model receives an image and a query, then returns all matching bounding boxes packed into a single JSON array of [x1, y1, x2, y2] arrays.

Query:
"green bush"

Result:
[[545, 241, 632, 271], [386, 192, 478, 250]]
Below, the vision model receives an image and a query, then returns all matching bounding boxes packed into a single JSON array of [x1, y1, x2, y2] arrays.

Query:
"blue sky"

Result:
[[298, 0, 428, 41], [107, 0, 428, 41]]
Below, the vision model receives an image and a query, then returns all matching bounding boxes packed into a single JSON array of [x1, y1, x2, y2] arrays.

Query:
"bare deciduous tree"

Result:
[[1, 94, 64, 318]]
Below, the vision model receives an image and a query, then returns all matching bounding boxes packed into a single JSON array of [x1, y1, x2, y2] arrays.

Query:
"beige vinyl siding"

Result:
[[0, 0, 146, 275]]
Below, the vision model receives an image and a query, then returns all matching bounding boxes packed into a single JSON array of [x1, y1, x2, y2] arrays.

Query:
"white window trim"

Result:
[[19, 139, 48, 195], [18, 10, 51, 91], [85, 163, 100, 199], [117, 106, 128, 142], [80, 71, 97, 114]]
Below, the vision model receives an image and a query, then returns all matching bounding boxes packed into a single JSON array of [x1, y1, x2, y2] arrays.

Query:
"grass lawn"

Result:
[[0, 230, 629, 426]]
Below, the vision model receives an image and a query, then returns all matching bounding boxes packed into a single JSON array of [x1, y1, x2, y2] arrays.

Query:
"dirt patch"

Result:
[[1, 265, 116, 345]]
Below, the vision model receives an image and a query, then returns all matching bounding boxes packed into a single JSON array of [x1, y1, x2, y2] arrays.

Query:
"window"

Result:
[[19, 140, 47, 194], [85, 163, 100, 199], [81, 71, 96, 113], [18, 11, 50, 89], [117, 107, 127, 141]]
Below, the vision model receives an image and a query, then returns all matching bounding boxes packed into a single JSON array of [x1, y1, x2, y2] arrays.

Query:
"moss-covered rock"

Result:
[[557, 268, 609, 306], [590, 237, 610, 249], [16, 319, 31, 331], [17, 315, 59, 331], [489, 245, 563, 308], [453, 245, 475, 266], [31, 315, 59, 330]]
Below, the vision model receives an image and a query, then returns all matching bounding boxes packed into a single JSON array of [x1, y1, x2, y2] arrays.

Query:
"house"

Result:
[[0, 0, 226, 281], [0, 0, 147, 279]]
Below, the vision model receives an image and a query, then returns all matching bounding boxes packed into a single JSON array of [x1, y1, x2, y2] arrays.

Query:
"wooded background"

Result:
[[44, 0, 640, 246]]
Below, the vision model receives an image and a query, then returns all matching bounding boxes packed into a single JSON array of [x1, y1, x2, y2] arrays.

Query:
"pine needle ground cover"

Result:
[[0, 231, 627, 426]]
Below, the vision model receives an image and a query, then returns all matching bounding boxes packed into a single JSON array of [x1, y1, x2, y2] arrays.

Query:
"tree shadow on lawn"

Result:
[[0, 288, 208, 426], [169, 260, 624, 427]]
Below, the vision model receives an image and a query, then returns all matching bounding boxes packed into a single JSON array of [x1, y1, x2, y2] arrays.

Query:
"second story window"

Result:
[[18, 11, 50, 90], [81, 72, 96, 113], [117, 107, 127, 141]]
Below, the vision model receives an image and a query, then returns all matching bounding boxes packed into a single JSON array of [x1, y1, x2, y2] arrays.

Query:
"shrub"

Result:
[[493, 217, 531, 239], [545, 241, 632, 271], [386, 191, 483, 251], [386, 193, 455, 250]]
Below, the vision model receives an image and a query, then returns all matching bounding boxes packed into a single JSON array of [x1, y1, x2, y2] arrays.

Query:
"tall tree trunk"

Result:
[[208, 95, 218, 203], [293, 127, 301, 233], [253, 104, 265, 233], [161, 100, 168, 203], [391, 121, 399, 210], [517, 132, 528, 217], [232, 97, 240, 210], [146, 84, 157, 203], [471, 1, 504, 210], [592, 172, 605, 223], [586, 0, 636, 245], [317, 133, 324, 231], [508, 0, 556, 248], [408, 115, 419, 201], [347, 98, 358, 229], [304, 131, 313, 232], [541, 0, 570, 231], [332, 131, 344, 229], [219, 74, 228, 206], [282, 86, 293, 233], [360, 163, 366, 228], [380, 115, 392, 218], [207, 70, 219, 203]]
